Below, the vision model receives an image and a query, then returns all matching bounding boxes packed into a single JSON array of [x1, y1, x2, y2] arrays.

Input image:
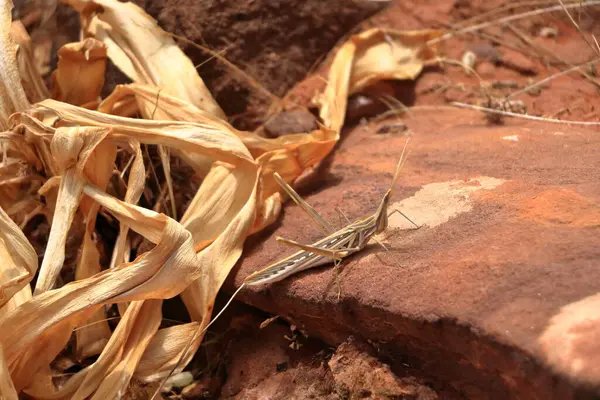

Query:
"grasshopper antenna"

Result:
[[389, 137, 420, 229], [391, 137, 411, 194]]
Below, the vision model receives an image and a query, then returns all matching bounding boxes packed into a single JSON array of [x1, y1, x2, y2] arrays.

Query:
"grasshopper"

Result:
[[243, 138, 418, 287], [152, 140, 417, 398]]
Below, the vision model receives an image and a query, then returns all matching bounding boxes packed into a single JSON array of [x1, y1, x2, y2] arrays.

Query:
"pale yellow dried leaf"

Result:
[[5, 96, 260, 390], [135, 323, 199, 382], [22, 366, 57, 399], [98, 83, 338, 177], [34, 126, 111, 294], [0, 204, 37, 308], [157, 145, 176, 218], [0, 342, 18, 400], [68, 300, 161, 400], [66, 0, 225, 119], [20, 99, 254, 169], [0, 185, 193, 390], [10, 21, 50, 103], [135, 166, 258, 380], [0, 0, 29, 130], [351, 29, 442, 92], [52, 38, 107, 107], [110, 140, 144, 269], [319, 27, 442, 133], [74, 229, 111, 361]]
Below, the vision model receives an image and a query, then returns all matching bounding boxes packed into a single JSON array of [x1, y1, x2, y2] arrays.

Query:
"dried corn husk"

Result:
[[52, 38, 107, 107], [0, 0, 442, 396], [63, 0, 226, 119], [10, 20, 50, 103], [0, 0, 29, 130]]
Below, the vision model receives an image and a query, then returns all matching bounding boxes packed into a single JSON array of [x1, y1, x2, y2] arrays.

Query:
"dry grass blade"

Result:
[[428, 1, 600, 45], [34, 127, 111, 295], [452, 101, 600, 125], [506, 58, 600, 100], [556, 0, 600, 57], [74, 227, 112, 361]]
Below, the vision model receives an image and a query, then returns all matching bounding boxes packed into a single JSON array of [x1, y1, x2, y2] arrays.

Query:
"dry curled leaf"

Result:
[[64, 0, 226, 119], [52, 38, 107, 107], [0, 0, 442, 396], [10, 20, 50, 104]]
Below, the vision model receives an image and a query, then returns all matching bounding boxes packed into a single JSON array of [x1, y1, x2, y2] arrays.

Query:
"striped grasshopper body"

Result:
[[244, 189, 393, 286]]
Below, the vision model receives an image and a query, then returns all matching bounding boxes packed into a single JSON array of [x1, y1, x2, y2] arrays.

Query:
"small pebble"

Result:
[[263, 110, 318, 138], [469, 42, 501, 63], [376, 122, 408, 134], [539, 26, 558, 38], [165, 371, 194, 390], [461, 50, 477, 74]]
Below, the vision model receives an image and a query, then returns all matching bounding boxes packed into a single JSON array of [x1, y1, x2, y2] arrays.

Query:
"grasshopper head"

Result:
[[374, 189, 392, 234]]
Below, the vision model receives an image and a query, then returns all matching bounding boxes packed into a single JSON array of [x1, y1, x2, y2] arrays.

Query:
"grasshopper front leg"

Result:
[[388, 209, 420, 229], [274, 172, 335, 235]]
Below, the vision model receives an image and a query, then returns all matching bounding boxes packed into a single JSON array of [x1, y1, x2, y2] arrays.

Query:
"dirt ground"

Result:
[[12, 0, 600, 399]]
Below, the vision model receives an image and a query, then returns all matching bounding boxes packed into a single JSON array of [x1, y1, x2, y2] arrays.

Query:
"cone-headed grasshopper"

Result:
[[244, 138, 418, 286]]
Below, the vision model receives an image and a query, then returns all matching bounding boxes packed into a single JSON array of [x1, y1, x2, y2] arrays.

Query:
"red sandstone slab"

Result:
[[230, 110, 600, 398]]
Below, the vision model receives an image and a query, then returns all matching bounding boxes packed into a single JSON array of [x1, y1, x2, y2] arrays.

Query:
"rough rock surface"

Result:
[[230, 109, 600, 398], [329, 337, 438, 399], [211, 311, 440, 399]]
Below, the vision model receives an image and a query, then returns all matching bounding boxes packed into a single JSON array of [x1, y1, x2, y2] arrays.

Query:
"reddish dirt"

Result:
[[172, 306, 444, 400]]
